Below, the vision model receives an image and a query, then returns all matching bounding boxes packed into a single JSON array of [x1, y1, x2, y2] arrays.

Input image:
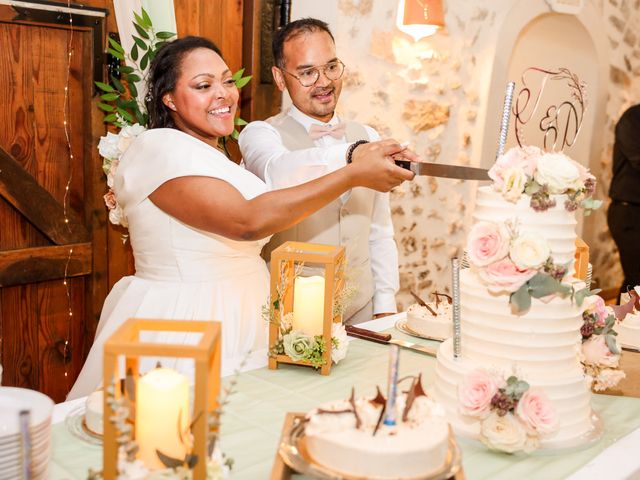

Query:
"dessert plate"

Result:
[[395, 318, 446, 342], [64, 405, 102, 446], [278, 416, 462, 480]]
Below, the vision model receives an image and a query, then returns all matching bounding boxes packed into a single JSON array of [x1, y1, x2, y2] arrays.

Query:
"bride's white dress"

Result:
[[68, 129, 270, 400]]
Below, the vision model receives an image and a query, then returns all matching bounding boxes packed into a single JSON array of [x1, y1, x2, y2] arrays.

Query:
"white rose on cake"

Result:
[[509, 234, 550, 269], [501, 167, 528, 202], [480, 411, 527, 453], [534, 153, 581, 194]]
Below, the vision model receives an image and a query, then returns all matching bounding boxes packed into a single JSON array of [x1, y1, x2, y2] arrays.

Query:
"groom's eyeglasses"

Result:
[[280, 60, 346, 87]]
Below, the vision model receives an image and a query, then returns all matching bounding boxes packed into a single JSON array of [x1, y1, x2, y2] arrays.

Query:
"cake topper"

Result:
[[512, 67, 587, 152]]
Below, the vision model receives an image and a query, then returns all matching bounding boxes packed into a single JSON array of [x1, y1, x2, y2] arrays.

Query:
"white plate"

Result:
[[64, 405, 102, 446], [0, 388, 54, 437], [395, 318, 446, 342]]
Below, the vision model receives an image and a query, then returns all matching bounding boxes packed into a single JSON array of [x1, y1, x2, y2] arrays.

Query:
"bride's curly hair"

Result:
[[146, 36, 222, 129]]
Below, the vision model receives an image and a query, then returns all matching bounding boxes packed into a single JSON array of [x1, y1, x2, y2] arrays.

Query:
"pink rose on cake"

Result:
[[488, 146, 541, 190], [480, 411, 528, 453], [534, 152, 582, 194], [458, 369, 503, 418], [479, 259, 536, 293], [509, 233, 551, 270], [467, 222, 510, 267], [583, 295, 609, 327], [582, 335, 621, 368], [515, 389, 558, 435]]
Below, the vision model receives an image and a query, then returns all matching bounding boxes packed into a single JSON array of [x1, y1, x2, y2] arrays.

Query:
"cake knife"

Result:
[[345, 325, 437, 357], [395, 160, 491, 181]]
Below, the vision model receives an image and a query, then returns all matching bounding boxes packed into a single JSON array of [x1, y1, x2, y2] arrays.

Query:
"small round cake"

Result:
[[304, 381, 450, 479], [406, 294, 452, 340], [617, 312, 640, 349], [84, 390, 103, 435]]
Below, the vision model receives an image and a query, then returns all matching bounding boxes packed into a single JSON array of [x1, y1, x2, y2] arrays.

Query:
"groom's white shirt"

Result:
[[239, 105, 399, 315]]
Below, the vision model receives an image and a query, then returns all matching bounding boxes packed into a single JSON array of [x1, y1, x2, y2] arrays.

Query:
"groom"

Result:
[[240, 18, 411, 324]]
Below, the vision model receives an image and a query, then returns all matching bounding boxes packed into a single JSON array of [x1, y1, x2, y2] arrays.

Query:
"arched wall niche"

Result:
[[478, 1, 609, 175], [477, 0, 609, 239]]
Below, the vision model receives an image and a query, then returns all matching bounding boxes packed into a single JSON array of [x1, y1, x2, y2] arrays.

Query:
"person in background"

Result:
[[68, 36, 416, 399], [240, 18, 405, 325], [608, 104, 640, 298]]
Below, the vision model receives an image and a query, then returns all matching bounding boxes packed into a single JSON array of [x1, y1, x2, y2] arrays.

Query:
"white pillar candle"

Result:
[[136, 367, 190, 469], [292, 275, 325, 336]]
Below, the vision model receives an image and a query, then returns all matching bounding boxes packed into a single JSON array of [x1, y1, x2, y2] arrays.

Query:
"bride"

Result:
[[68, 36, 416, 399]]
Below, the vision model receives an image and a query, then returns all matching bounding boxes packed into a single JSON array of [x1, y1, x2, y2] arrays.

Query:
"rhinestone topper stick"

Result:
[[496, 81, 515, 159], [383, 344, 400, 426], [452, 257, 461, 359]]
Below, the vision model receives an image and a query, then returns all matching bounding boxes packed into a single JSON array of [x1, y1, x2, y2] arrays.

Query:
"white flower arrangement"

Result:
[[488, 146, 601, 215], [466, 220, 572, 313], [458, 369, 558, 453], [99, 123, 146, 228], [580, 293, 626, 392]]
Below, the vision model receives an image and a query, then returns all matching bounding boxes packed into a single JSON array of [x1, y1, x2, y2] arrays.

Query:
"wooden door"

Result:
[[0, 4, 107, 402]]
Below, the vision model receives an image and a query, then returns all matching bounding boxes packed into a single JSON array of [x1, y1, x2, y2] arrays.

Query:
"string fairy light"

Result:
[[61, 0, 75, 390]]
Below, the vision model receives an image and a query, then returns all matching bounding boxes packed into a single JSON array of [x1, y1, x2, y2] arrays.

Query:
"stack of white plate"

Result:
[[0, 387, 54, 480]]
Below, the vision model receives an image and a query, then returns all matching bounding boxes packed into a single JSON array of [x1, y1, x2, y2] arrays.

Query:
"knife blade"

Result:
[[345, 325, 437, 357], [395, 160, 490, 181]]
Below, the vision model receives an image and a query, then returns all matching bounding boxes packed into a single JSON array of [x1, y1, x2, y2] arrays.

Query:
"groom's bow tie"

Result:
[[308, 122, 347, 140]]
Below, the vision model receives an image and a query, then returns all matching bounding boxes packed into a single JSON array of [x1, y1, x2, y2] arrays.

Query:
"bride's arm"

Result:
[[149, 139, 414, 241]]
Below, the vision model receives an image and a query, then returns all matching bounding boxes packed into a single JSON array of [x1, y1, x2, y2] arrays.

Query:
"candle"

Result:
[[383, 344, 400, 426], [292, 275, 325, 336], [136, 367, 190, 469]]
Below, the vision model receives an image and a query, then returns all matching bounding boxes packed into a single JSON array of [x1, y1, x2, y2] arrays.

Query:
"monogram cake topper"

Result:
[[512, 67, 587, 152]]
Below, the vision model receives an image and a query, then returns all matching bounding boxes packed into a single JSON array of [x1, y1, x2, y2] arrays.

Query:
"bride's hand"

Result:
[[348, 139, 415, 191]]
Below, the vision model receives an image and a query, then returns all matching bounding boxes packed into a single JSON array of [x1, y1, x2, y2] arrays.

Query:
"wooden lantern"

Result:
[[269, 241, 346, 376], [102, 318, 221, 480], [575, 238, 590, 280]]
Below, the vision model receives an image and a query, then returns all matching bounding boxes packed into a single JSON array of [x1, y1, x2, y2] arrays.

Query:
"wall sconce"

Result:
[[396, 0, 445, 40]]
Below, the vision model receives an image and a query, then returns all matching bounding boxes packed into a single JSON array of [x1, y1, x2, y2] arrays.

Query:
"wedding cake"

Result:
[[304, 378, 451, 479], [406, 293, 452, 340], [433, 146, 604, 452], [618, 314, 640, 348]]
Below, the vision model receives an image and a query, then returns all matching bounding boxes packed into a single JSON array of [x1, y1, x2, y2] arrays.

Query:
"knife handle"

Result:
[[345, 325, 392, 344], [395, 160, 412, 170]]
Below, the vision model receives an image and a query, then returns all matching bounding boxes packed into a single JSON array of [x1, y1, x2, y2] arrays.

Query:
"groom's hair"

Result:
[[272, 18, 334, 69], [146, 36, 222, 129]]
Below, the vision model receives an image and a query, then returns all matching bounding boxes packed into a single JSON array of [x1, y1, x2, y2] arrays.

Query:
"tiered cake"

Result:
[[433, 146, 600, 452]]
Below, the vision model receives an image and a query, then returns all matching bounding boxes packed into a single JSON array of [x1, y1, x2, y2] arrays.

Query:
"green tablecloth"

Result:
[[49, 330, 640, 480]]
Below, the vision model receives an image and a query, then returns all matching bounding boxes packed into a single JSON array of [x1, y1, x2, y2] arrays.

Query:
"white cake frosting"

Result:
[[406, 301, 452, 340], [433, 185, 598, 450], [617, 312, 640, 348], [84, 390, 103, 435], [305, 387, 450, 479]]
